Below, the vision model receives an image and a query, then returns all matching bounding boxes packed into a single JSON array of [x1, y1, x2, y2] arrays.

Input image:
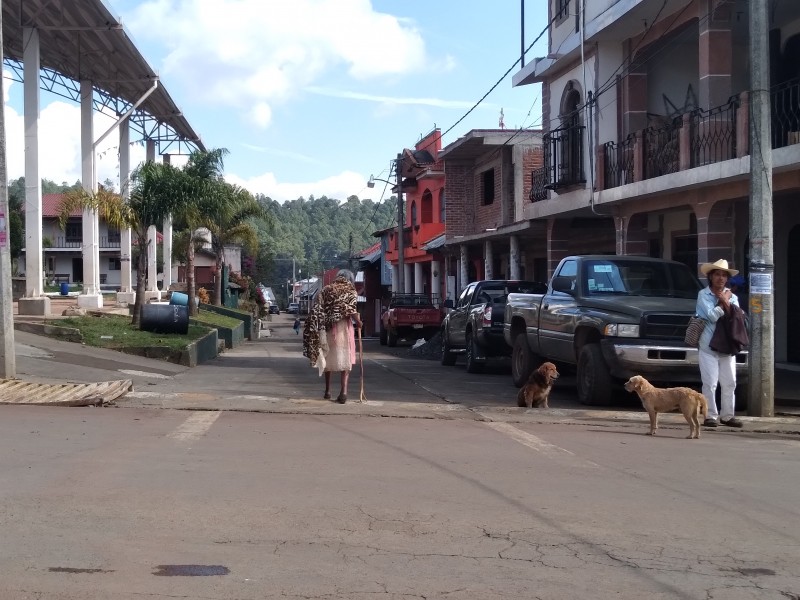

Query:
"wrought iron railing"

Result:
[[644, 117, 682, 179], [603, 134, 636, 189], [529, 166, 547, 201], [690, 97, 737, 167], [101, 236, 121, 248], [543, 124, 585, 189], [771, 76, 800, 149]]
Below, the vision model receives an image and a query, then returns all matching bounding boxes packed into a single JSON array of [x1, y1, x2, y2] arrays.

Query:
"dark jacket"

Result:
[[709, 305, 749, 355]]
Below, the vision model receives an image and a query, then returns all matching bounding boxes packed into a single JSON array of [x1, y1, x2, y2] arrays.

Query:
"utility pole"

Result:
[[396, 152, 405, 294], [748, 0, 774, 417], [0, 8, 17, 379]]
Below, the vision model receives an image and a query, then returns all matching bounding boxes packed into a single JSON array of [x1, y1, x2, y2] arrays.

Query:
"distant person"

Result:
[[293, 317, 301, 335], [302, 269, 362, 403]]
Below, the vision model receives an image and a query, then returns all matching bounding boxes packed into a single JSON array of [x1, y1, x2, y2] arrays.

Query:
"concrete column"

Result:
[[143, 141, 160, 302], [484, 240, 494, 280], [18, 27, 50, 316], [77, 80, 102, 309], [392, 264, 399, 294], [147, 225, 157, 293], [161, 154, 173, 292], [403, 263, 412, 294], [431, 260, 441, 305], [699, 0, 732, 110], [414, 262, 423, 294], [459, 244, 469, 290], [117, 117, 135, 304], [509, 235, 521, 280]]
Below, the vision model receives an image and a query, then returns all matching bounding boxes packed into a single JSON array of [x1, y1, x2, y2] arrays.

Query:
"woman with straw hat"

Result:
[[695, 259, 743, 428]]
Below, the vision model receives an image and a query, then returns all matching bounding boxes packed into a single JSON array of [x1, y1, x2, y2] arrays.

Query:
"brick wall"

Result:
[[521, 146, 544, 202], [473, 155, 504, 233], [444, 163, 471, 237]]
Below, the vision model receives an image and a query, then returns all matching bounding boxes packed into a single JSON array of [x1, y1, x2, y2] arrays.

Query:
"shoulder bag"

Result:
[[684, 316, 705, 347]]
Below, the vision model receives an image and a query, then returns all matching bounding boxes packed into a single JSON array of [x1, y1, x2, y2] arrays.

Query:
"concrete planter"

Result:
[[190, 318, 244, 349], [199, 304, 256, 340]]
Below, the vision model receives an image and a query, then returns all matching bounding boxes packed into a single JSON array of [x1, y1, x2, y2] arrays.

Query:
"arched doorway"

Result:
[[788, 225, 800, 363]]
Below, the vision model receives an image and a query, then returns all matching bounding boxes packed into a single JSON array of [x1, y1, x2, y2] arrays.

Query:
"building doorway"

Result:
[[71, 257, 83, 284], [788, 225, 800, 363]]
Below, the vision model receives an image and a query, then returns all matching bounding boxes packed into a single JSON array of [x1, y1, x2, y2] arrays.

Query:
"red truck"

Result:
[[379, 294, 445, 347]]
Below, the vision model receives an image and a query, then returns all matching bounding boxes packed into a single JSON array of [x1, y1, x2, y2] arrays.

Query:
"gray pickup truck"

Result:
[[441, 280, 547, 373], [503, 255, 748, 405]]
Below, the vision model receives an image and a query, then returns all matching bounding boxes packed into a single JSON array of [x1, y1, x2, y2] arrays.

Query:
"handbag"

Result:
[[684, 316, 705, 347], [709, 306, 749, 355]]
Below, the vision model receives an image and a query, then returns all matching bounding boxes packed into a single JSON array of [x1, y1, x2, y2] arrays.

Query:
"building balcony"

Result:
[[599, 78, 800, 192], [542, 124, 586, 191]]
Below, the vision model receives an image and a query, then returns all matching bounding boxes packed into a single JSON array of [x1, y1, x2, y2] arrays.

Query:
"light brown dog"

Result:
[[623, 375, 708, 439], [517, 362, 559, 408]]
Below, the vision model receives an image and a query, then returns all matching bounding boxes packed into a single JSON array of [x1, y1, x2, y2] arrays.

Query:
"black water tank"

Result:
[[140, 304, 189, 335]]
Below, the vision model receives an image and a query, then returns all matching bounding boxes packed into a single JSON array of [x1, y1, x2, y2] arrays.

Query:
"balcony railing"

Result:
[[44, 236, 121, 249], [644, 117, 682, 179], [772, 76, 800, 149], [101, 236, 121, 248], [603, 134, 636, 188], [543, 124, 585, 190], [690, 97, 737, 167], [529, 166, 547, 202]]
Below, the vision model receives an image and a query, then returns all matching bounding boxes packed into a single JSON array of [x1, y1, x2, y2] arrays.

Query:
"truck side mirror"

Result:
[[551, 276, 575, 295], [443, 299, 454, 309]]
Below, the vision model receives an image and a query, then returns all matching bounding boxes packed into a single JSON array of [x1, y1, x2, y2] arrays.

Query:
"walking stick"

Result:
[[357, 324, 366, 403]]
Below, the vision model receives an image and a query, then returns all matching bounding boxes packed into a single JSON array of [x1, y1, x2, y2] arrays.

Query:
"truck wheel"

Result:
[[734, 386, 748, 411], [387, 329, 398, 347], [379, 326, 387, 346], [441, 329, 457, 366], [577, 344, 613, 406], [512, 335, 534, 388], [465, 332, 484, 374]]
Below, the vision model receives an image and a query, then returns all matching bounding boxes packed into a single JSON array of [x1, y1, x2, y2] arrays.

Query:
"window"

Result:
[[107, 228, 121, 244], [411, 201, 418, 227], [65, 222, 81, 243], [46, 256, 56, 275], [109, 258, 121, 271], [439, 189, 446, 223], [482, 169, 495, 205], [556, 0, 569, 22], [421, 191, 433, 223]]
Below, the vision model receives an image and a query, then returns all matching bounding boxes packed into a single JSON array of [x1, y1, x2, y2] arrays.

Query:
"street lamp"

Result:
[[368, 153, 404, 293]]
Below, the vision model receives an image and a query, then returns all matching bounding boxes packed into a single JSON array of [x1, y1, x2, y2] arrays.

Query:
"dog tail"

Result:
[[698, 393, 708, 418]]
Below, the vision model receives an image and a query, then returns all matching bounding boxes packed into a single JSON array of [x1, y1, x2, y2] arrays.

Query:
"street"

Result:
[[1, 316, 799, 599]]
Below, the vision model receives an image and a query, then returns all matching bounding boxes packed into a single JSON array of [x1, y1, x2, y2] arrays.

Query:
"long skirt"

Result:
[[322, 319, 356, 373]]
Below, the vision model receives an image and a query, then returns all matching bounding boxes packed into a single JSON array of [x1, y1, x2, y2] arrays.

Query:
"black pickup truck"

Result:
[[504, 255, 748, 405], [441, 280, 547, 373]]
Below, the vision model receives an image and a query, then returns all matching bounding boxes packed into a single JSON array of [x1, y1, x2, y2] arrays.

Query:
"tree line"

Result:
[[6, 161, 398, 312]]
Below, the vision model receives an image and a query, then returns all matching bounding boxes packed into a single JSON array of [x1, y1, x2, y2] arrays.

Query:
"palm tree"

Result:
[[198, 182, 269, 305], [58, 161, 189, 327]]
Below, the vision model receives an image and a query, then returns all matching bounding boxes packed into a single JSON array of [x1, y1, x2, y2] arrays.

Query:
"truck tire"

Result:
[[465, 331, 484, 374], [441, 328, 457, 366], [512, 335, 534, 388], [387, 328, 398, 347], [379, 325, 387, 346], [735, 386, 748, 411], [577, 344, 613, 406]]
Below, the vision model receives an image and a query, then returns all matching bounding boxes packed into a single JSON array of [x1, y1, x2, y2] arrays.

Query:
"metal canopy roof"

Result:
[[2, 0, 205, 154]]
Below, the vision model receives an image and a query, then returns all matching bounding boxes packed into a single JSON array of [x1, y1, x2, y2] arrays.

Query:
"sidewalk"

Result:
[[6, 298, 800, 434]]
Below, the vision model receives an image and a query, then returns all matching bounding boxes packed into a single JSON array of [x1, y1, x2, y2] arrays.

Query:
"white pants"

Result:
[[699, 347, 737, 421]]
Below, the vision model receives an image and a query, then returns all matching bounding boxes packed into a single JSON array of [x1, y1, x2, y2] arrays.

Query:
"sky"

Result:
[[3, 0, 548, 203]]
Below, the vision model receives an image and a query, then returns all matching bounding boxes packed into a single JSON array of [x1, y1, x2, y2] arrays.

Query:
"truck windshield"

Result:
[[582, 259, 701, 299]]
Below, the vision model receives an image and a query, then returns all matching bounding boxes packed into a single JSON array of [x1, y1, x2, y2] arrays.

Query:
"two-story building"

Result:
[[512, 0, 800, 364]]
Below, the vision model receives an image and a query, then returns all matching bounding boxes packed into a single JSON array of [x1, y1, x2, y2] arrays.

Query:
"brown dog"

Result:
[[623, 375, 708, 439], [517, 362, 559, 408]]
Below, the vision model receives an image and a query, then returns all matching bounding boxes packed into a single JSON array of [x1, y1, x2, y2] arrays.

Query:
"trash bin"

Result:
[[60, 282, 70, 296], [169, 291, 189, 306], [140, 304, 189, 335]]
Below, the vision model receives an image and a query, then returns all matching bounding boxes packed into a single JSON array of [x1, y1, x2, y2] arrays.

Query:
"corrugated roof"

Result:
[[422, 234, 446, 250]]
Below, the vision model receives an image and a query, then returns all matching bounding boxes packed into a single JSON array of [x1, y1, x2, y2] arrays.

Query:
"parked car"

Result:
[[268, 304, 280, 315], [287, 302, 300, 314]]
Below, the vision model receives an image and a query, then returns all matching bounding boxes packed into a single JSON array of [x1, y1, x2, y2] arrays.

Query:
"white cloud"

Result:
[[4, 76, 151, 190], [227, 169, 369, 203], [126, 0, 428, 127]]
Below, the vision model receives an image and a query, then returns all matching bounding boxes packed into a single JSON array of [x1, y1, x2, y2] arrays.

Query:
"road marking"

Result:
[[167, 412, 221, 442], [119, 369, 172, 379], [484, 422, 598, 468]]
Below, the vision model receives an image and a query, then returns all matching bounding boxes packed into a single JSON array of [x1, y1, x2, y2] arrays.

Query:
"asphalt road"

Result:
[[2, 315, 799, 599]]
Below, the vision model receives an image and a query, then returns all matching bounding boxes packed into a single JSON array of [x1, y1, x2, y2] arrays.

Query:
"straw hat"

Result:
[[699, 259, 739, 277]]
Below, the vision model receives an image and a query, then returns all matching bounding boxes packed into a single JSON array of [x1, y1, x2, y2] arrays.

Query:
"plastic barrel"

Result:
[[60, 282, 70, 296], [140, 304, 189, 335], [169, 291, 189, 306]]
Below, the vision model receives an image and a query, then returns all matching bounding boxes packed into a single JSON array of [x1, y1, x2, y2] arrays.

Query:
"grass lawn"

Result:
[[192, 311, 243, 328], [55, 314, 212, 351]]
